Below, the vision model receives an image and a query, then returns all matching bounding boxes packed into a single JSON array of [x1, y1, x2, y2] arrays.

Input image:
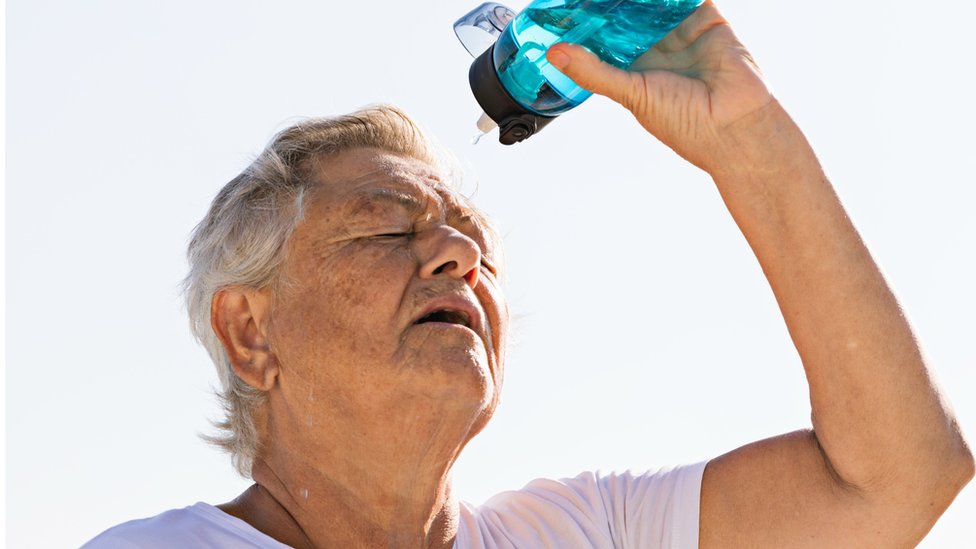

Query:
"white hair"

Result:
[[183, 105, 444, 476]]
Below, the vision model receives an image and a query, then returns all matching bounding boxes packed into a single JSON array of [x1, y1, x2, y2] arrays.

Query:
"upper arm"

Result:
[[698, 429, 944, 549]]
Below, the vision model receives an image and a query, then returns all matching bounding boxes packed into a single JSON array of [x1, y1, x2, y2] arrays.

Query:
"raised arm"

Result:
[[547, 2, 974, 547]]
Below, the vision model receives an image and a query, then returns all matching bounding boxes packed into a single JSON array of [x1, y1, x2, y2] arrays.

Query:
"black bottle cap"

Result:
[[469, 44, 557, 145]]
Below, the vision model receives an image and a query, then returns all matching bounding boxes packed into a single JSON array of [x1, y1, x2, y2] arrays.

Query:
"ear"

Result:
[[211, 287, 278, 391]]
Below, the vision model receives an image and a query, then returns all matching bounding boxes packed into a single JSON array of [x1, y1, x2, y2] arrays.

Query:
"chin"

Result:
[[413, 345, 495, 407], [411, 347, 502, 449], [396, 326, 502, 417], [441, 349, 495, 400]]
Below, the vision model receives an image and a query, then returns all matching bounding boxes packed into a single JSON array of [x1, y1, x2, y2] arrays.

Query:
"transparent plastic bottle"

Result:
[[496, 0, 705, 115], [456, 0, 704, 143]]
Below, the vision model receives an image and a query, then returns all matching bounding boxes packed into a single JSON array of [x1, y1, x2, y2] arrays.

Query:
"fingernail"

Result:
[[547, 49, 569, 70]]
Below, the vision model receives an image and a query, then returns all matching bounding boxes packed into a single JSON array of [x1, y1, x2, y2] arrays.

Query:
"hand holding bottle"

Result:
[[551, 6, 976, 548], [546, 0, 789, 177]]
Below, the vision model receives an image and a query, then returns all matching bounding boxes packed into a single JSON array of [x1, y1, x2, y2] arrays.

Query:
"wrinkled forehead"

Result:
[[356, 153, 461, 210], [306, 148, 503, 255]]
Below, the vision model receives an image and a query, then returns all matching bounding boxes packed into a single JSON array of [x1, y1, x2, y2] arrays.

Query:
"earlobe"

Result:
[[211, 287, 279, 391]]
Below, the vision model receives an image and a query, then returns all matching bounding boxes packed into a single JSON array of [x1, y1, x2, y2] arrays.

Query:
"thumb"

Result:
[[546, 43, 641, 109]]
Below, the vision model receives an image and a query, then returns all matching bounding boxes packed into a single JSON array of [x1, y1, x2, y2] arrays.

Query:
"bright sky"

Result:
[[7, 0, 975, 546]]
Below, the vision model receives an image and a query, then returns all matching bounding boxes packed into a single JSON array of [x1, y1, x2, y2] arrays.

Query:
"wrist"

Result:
[[706, 99, 821, 188]]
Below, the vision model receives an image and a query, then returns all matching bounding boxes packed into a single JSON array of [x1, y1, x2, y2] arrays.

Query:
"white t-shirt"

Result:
[[82, 461, 707, 549]]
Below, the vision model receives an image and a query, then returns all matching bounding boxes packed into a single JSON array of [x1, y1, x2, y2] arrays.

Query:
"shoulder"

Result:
[[457, 461, 708, 549], [483, 461, 707, 520], [81, 503, 292, 548]]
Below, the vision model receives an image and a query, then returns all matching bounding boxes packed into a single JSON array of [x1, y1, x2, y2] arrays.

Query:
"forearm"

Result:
[[711, 100, 973, 493]]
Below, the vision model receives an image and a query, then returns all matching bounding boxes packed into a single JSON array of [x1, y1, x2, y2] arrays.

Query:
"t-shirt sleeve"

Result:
[[471, 461, 707, 549], [590, 461, 707, 548]]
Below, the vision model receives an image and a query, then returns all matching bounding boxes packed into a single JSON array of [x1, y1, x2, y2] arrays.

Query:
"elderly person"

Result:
[[85, 2, 972, 548]]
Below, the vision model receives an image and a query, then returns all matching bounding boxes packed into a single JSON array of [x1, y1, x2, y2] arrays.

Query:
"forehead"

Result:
[[308, 148, 455, 211], [304, 148, 498, 246]]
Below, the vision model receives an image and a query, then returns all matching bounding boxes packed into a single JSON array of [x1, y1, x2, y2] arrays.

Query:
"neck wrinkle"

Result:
[[246, 419, 465, 549], [242, 359, 487, 548]]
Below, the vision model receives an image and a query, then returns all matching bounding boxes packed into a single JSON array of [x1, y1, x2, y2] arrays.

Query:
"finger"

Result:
[[546, 43, 642, 108]]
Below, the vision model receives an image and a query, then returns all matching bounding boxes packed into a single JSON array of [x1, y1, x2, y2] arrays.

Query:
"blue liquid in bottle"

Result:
[[493, 0, 704, 116]]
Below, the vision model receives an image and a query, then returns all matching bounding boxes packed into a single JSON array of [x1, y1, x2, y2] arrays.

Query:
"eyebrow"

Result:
[[344, 187, 431, 218], [339, 185, 501, 258]]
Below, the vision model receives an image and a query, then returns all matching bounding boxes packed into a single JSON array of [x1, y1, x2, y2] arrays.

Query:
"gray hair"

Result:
[[183, 105, 445, 476]]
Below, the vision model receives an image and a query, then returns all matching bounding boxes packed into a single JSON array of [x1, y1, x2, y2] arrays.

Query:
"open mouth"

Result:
[[414, 309, 472, 329]]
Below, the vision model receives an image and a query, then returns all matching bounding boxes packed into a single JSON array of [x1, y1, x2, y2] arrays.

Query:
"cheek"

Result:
[[329, 245, 414, 317], [275, 245, 414, 359], [484, 283, 509, 341], [475, 280, 509, 378]]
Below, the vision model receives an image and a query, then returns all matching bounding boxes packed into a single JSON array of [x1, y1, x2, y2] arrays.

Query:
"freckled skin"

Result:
[[216, 147, 509, 549], [270, 149, 506, 420]]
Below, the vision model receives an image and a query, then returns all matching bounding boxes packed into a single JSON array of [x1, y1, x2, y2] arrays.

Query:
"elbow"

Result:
[[904, 443, 974, 545], [898, 438, 974, 540], [908, 411, 975, 502], [955, 442, 975, 489], [862, 433, 972, 505], [932, 434, 974, 506], [949, 425, 974, 486]]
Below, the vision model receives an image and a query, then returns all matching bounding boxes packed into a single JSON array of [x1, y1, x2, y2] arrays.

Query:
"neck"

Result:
[[220, 401, 479, 548]]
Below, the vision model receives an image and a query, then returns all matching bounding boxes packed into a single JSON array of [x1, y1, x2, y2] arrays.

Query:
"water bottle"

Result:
[[455, 0, 704, 144]]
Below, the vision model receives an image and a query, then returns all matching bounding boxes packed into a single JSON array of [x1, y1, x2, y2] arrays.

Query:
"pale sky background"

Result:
[[6, 0, 975, 547]]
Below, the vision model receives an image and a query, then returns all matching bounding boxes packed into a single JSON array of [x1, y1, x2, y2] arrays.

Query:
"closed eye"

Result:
[[370, 232, 411, 240]]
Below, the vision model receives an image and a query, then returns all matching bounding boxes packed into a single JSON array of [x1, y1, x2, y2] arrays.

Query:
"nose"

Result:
[[417, 225, 481, 288]]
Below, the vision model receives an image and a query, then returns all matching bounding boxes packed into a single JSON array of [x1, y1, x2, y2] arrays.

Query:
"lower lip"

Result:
[[415, 321, 478, 334]]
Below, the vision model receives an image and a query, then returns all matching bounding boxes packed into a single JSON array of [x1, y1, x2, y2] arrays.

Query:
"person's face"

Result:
[[266, 148, 508, 445]]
